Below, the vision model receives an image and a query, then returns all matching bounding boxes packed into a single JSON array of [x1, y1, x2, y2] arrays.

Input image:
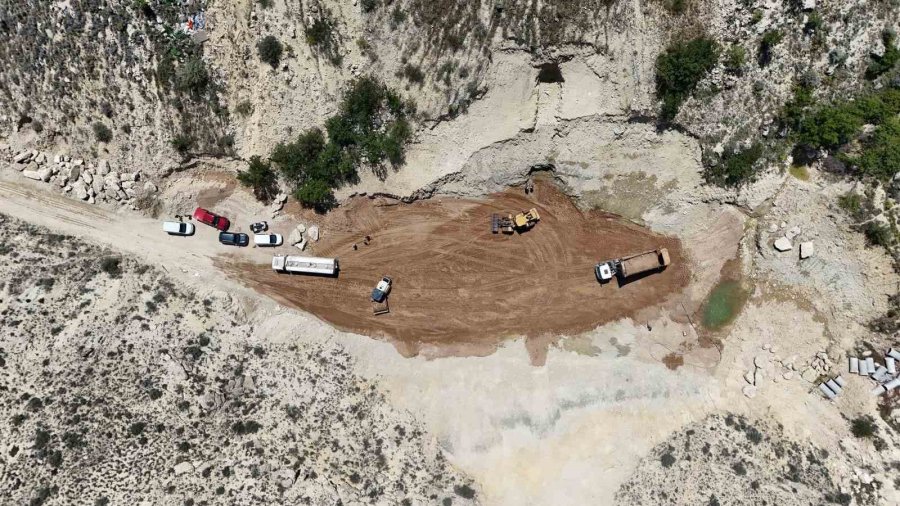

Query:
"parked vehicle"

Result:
[[271, 255, 339, 276], [162, 221, 195, 236], [193, 207, 230, 231], [250, 221, 268, 234], [595, 248, 670, 282], [219, 232, 249, 247], [254, 233, 283, 247], [371, 276, 393, 303]]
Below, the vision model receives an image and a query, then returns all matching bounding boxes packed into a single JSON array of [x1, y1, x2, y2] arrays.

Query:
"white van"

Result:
[[163, 221, 195, 236]]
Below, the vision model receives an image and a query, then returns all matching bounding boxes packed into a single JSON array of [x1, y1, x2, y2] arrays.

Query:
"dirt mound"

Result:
[[227, 182, 690, 356]]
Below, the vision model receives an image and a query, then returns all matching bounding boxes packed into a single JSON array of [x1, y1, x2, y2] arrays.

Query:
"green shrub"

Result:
[[100, 257, 122, 277], [866, 30, 899, 80], [655, 37, 720, 122], [257, 0, 273, 8], [724, 46, 746, 74], [838, 192, 862, 214], [849, 117, 900, 180], [305, 15, 342, 65], [758, 30, 783, 67], [803, 11, 824, 35], [257, 35, 283, 68], [237, 156, 279, 202], [295, 179, 336, 211], [175, 57, 209, 93], [851, 416, 877, 438], [232, 420, 262, 435], [235, 100, 253, 116], [390, 6, 407, 30], [864, 221, 895, 248], [400, 63, 425, 84], [797, 107, 863, 150], [92, 122, 113, 143], [171, 133, 194, 154], [705, 143, 764, 187], [271, 128, 327, 183], [361, 0, 378, 12]]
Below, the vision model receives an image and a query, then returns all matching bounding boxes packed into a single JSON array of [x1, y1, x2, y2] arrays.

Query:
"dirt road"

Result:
[[228, 182, 690, 354]]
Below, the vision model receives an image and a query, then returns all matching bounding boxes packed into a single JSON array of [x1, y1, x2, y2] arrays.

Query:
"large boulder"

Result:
[[308, 225, 319, 242], [22, 170, 42, 180], [774, 237, 793, 252], [38, 167, 53, 182], [13, 151, 31, 163], [72, 182, 89, 200]]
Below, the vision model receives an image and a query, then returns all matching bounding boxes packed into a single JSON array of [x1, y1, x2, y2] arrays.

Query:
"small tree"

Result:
[[237, 156, 279, 202], [866, 30, 900, 80], [258, 35, 283, 68], [295, 179, 335, 211], [655, 37, 720, 122], [851, 416, 877, 438], [93, 122, 113, 143]]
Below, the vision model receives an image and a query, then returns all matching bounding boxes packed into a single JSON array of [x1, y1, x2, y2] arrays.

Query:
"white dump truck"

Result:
[[595, 248, 671, 282], [272, 255, 339, 276]]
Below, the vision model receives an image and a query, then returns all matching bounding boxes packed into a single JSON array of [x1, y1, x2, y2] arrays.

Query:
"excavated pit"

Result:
[[225, 181, 691, 357]]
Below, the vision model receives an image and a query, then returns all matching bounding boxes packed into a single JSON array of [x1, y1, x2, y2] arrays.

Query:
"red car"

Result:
[[193, 207, 230, 231]]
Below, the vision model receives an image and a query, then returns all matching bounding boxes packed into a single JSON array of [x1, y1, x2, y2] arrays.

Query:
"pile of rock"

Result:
[[742, 345, 836, 399], [6, 149, 156, 209], [287, 223, 319, 251]]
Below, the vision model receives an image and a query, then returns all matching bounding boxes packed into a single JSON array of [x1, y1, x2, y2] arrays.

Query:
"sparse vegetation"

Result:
[[175, 56, 209, 94], [235, 100, 253, 116], [305, 14, 342, 65], [704, 143, 764, 187], [655, 37, 720, 122], [724, 46, 746, 75], [171, 133, 194, 154], [267, 76, 413, 210], [257, 35, 283, 68]]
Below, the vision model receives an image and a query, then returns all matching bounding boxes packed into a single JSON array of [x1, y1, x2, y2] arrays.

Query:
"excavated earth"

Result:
[[227, 181, 690, 355]]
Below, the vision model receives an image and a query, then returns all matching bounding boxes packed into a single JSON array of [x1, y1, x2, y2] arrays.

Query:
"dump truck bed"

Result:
[[620, 249, 669, 278], [373, 300, 390, 315]]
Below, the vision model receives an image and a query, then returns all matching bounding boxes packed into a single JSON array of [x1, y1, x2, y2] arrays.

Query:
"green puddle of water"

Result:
[[702, 280, 748, 330]]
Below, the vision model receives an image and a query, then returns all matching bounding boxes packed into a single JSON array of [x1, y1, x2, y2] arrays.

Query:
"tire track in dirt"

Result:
[[224, 182, 692, 357]]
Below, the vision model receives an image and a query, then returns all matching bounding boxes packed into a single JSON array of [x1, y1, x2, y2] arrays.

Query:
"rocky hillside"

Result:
[[0, 213, 478, 505]]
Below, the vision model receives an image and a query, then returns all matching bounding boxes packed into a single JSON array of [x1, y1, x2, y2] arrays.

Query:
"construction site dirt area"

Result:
[[228, 182, 690, 353]]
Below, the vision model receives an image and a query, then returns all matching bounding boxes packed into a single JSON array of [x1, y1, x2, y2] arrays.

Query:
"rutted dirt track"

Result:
[[229, 182, 691, 353]]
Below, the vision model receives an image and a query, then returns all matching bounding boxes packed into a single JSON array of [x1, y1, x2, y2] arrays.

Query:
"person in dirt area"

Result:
[[525, 177, 534, 194], [353, 244, 358, 251], [364, 235, 371, 245]]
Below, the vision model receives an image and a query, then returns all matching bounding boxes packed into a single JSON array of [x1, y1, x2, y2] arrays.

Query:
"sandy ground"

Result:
[[227, 181, 689, 358]]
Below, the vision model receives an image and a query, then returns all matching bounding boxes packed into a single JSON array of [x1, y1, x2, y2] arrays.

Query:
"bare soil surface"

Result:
[[227, 182, 690, 354]]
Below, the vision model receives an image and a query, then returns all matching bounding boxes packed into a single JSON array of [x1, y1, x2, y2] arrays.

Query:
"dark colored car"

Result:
[[218, 232, 249, 247], [193, 207, 230, 231]]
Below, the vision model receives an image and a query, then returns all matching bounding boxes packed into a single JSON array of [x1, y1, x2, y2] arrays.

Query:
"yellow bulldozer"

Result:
[[491, 208, 540, 234]]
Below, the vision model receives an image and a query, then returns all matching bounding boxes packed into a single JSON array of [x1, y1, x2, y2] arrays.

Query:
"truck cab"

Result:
[[371, 276, 392, 302]]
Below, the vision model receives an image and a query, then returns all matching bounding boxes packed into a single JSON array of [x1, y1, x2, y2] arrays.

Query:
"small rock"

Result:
[[754, 367, 766, 385], [34, 152, 46, 164], [767, 223, 778, 233], [73, 159, 84, 166], [58, 176, 68, 187], [13, 151, 31, 163], [98, 159, 110, 176], [295, 239, 307, 251], [73, 182, 89, 200], [143, 181, 158, 193], [801, 368, 819, 382], [754, 355, 770, 368], [92, 179, 105, 194], [122, 180, 135, 190], [173, 462, 193, 476], [800, 241, 814, 259], [774, 237, 793, 251], [82, 171, 93, 184], [68, 166, 81, 181], [308, 225, 319, 242], [782, 371, 794, 380], [742, 385, 758, 398], [786, 226, 801, 239], [802, 0, 815, 9]]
